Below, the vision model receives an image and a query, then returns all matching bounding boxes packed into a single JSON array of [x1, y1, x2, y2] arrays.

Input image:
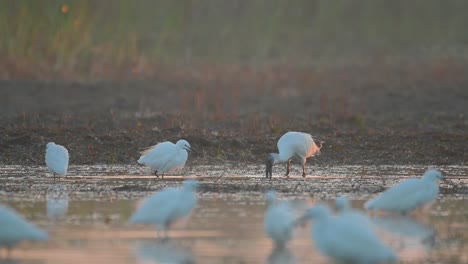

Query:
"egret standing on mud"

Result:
[[129, 180, 198, 238], [45, 142, 69, 181], [266, 132, 322, 178], [304, 204, 397, 263], [0, 204, 48, 256], [264, 191, 297, 248], [365, 169, 444, 214], [138, 139, 193, 179]]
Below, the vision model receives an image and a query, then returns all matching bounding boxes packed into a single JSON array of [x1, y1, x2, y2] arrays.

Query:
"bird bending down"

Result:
[[138, 139, 193, 179], [45, 142, 69, 181], [264, 191, 298, 249], [266, 132, 322, 179], [365, 169, 444, 214], [0, 204, 48, 257], [304, 204, 397, 264], [129, 180, 198, 239]]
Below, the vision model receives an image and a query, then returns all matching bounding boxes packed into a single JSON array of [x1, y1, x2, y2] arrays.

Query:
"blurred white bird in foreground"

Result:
[[365, 169, 444, 214], [304, 204, 397, 263], [266, 131, 322, 179], [138, 139, 193, 179], [129, 180, 198, 238], [45, 142, 69, 181], [0, 204, 48, 256], [335, 195, 373, 228], [46, 184, 69, 221], [264, 191, 298, 248]]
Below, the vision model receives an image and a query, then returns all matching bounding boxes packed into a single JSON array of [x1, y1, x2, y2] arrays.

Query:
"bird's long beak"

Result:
[[187, 146, 198, 154]]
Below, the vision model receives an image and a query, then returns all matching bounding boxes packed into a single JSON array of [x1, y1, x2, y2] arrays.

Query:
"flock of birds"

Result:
[[0, 131, 447, 263]]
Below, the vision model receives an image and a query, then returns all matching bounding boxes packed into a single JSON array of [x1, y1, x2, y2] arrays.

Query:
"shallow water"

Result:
[[1, 196, 467, 264], [0, 165, 467, 263]]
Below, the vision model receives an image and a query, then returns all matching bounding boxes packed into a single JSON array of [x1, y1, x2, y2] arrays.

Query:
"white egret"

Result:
[[45, 142, 69, 181], [265, 132, 322, 179], [0, 204, 48, 255], [264, 191, 297, 248], [335, 195, 373, 228], [138, 139, 193, 179], [46, 184, 69, 220], [129, 180, 198, 238], [365, 169, 444, 214], [304, 204, 397, 263]]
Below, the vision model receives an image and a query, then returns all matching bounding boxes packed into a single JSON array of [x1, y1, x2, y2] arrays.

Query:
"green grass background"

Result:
[[1, 0, 468, 79]]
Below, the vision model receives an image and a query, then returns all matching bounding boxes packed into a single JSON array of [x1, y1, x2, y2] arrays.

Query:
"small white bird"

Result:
[[304, 204, 397, 263], [138, 139, 193, 179], [0, 204, 48, 256], [264, 191, 297, 248], [365, 169, 444, 214], [266, 132, 322, 179], [335, 195, 373, 228], [129, 180, 198, 238], [46, 184, 69, 221], [45, 142, 69, 181]]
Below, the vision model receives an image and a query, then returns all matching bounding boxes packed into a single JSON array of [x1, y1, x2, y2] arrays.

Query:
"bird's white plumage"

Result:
[[138, 140, 191, 175], [277, 132, 318, 162], [365, 170, 443, 213], [45, 142, 69, 176], [335, 195, 373, 228], [305, 204, 396, 263], [264, 191, 297, 248], [129, 180, 198, 237], [266, 131, 322, 178], [0, 204, 48, 248]]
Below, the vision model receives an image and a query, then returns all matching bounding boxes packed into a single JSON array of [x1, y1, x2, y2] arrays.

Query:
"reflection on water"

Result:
[[266, 247, 296, 264], [0, 197, 466, 263], [46, 184, 69, 221], [134, 239, 194, 264]]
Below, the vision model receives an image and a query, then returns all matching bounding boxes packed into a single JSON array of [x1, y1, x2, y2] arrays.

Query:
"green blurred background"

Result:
[[1, 0, 468, 79]]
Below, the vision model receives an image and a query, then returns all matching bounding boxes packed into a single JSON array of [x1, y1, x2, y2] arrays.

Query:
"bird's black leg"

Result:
[[154, 171, 159, 177], [285, 160, 291, 178], [302, 163, 306, 177], [161, 173, 164, 179], [53, 173, 56, 182]]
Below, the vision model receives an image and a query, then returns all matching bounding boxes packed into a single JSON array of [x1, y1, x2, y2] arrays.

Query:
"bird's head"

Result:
[[46, 142, 55, 148], [335, 195, 350, 212], [265, 190, 277, 205], [176, 139, 193, 152], [265, 153, 278, 178], [422, 169, 444, 182]]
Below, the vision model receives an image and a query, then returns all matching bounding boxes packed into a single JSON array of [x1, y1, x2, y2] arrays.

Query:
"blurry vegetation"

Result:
[[1, 0, 468, 79]]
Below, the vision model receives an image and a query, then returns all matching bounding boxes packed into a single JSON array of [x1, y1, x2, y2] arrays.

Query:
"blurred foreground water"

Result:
[[0, 165, 466, 263]]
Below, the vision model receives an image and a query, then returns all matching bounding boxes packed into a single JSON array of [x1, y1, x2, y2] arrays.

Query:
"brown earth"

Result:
[[0, 62, 467, 166]]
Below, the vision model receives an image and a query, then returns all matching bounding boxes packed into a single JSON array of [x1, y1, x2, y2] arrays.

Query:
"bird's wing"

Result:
[[278, 132, 317, 160], [139, 142, 179, 171], [365, 178, 428, 211], [140, 141, 172, 155], [45, 144, 69, 175], [130, 187, 180, 224], [329, 217, 394, 261]]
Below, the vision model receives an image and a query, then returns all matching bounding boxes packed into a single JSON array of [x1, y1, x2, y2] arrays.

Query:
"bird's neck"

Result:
[[271, 153, 288, 164]]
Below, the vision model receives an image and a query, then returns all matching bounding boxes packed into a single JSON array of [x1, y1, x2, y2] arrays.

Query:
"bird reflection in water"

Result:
[[134, 239, 194, 264]]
